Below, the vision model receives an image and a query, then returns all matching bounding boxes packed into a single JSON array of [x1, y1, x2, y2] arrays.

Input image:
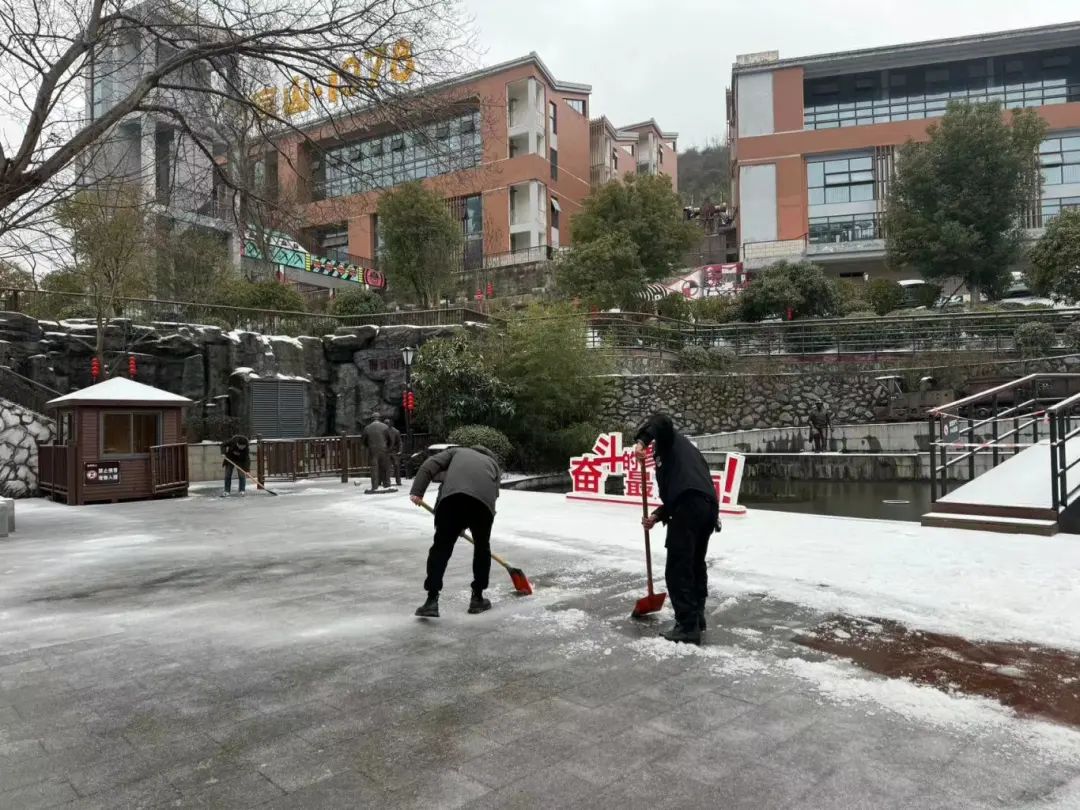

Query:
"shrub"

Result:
[[1014, 322, 1057, 357], [865, 279, 906, 316], [677, 345, 735, 372], [220, 279, 307, 313], [330, 288, 385, 317], [1066, 322, 1080, 353], [447, 425, 514, 468], [738, 260, 841, 322], [692, 296, 740, 323], [655, 293, 691, 321], [837, 280, 869, 316]]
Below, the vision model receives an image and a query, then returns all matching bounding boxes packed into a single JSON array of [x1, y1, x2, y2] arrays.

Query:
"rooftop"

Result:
[[733, 19, 1080, 78], [47, 377, 193, 407]]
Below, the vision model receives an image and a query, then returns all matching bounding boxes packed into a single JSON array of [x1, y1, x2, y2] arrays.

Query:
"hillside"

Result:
[[678, 141, 731, 206]]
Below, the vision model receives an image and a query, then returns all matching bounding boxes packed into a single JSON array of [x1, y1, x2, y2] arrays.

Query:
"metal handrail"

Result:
[[1047, 390, 1080, 511], [930, 374, 1042, 416], [929, 373, 1080, 503]]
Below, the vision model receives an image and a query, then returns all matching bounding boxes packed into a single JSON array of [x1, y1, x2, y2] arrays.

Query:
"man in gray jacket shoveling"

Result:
[[410, 446, 501, 617]]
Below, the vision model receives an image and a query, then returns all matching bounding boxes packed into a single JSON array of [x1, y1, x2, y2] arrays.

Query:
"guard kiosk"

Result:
[[37, 378, 192, 505]]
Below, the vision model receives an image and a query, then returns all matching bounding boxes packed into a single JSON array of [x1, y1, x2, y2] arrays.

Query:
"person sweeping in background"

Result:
[[635, 413, 720, 645], [410, 446, 501, 618], [384, 417, 403, 487], [361, 413, 394, 492], [220, 434, 250, 497]]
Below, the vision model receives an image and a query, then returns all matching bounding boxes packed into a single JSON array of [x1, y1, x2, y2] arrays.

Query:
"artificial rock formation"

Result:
[[0, 398, 55, 497]]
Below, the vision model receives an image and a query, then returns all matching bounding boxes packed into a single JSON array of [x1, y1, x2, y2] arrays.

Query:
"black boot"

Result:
[[415, 592, 439, 618], [661, 622, 702, 645], [699, 612, 708, 631], [468, 591, 492, 614]]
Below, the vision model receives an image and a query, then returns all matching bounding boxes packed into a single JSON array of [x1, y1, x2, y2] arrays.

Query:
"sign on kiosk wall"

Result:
[[566, 432, 746, 515], [84, 461, 120, 484]]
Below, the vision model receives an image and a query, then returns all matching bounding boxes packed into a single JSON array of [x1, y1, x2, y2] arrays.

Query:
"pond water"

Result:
[[740, 479, 932, 523], [530, 476, 933, 523]]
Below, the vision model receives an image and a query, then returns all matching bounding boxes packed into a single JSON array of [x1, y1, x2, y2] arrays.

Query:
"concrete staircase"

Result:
[[921, 440, 1075, 536]]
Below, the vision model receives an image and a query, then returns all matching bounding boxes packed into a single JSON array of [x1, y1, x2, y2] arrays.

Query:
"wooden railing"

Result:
[[150, 443, 189, 493], [37, 444, 73, 497], [257, 434, 372, 481]]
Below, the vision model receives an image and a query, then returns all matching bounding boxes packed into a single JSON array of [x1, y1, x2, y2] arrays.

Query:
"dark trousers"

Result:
[[370, 451, 391, 490], [390, 452, 402, 485], [424, 494, 494, 594], [224, 464, 246, 493], [664, 493, 717, 631], [811, 428, 826, 453]]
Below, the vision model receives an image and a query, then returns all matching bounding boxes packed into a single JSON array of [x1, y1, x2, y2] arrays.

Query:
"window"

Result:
[[102, 413, 159, 456], [809, 213, 883, 243], [550, 197, 560, 230], [549, 101, 557, 135], [313, 226, 348, 262], [566, 98, 586, 116], [807, 156, 875, 206], [550, 148, 558, 180], [315, 110, 483, 199], [1040, 135, 1080, 186], [804, 47, 1080, 130], [1041, 195, 1080, 224]]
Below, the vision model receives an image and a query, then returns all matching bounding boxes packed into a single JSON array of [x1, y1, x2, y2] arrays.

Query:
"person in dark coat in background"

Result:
[[220, 434, 250, 497], [809, 402, 831, 453], [635, 413, 719, 645], [409, 446, 501, 618], [362, 414, 393, 490], [383, 417, 403, 486]]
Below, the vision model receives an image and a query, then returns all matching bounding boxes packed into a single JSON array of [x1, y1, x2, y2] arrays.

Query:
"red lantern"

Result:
[[486, 281, 494, 298], [128, 355, 137, 378], [90, 357, 100, 381], [403, 390, 416, 413]]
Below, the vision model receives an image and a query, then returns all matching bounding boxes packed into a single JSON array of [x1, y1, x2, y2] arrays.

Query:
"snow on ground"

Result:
[[441, 493, 1080, 654]]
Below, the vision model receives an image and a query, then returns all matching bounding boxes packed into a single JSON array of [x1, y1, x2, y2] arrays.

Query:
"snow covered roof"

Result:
[[46, 377, 193, 408]]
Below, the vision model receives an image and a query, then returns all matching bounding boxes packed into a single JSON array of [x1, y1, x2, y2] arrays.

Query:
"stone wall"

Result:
[[601, 353, 1080, 437], [601, 371, 882, 436], [0, 397, 54, 497]]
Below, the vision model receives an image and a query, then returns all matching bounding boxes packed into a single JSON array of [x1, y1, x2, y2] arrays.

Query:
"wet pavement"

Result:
[[1, 483, 1078, 809]]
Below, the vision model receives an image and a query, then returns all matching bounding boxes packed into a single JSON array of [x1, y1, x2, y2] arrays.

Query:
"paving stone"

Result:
[[389, 768, 492, 810], [171, 770, 284, 808], [0, 776, 77, 810], [258, 768, 391, 809], [463, 761, 598, 809], [63, 774, 181, 810]]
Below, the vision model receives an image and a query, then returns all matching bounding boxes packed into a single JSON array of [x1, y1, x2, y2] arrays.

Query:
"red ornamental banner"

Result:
[[566, 432, 746, 515]]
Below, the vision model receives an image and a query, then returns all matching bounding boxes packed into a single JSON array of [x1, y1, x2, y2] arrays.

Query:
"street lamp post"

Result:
[[401, 345, 416, 456]]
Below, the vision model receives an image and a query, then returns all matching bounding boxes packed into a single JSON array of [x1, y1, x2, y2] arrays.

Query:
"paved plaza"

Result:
[[1, 484, 1078, 809]]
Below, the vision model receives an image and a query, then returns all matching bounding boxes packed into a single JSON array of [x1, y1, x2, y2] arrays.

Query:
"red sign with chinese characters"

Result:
[[566, 433, 746, 515]]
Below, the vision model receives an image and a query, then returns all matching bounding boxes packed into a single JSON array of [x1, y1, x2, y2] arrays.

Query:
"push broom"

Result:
[[223, 456, 279, 496], [417, 500, 533, 595], [631, 464, 666, 618]]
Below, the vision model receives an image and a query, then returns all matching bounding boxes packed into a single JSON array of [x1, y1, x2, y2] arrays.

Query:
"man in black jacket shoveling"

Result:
[[635, 413, 720, 645], [410, 446, 501, 617]]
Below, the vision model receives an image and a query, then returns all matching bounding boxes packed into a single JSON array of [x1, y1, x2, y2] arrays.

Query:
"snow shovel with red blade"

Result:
[[631, 465, 666, 618], [417, 500, 533, 595]]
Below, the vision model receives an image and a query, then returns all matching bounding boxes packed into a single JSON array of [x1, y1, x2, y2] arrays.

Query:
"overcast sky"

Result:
[[461, 0, 1080, 150]]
